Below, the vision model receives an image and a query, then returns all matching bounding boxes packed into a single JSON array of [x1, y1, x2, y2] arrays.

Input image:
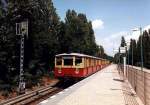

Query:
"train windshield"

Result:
[[63, 56, 73, 66], [56, 57, 62, 65], [75, 57, 82, 66]]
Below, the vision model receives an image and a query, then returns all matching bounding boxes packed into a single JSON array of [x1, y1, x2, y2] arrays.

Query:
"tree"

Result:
[[128, 39, 137, 65], [0, 1, 110, 92], [64, 10, 99, 56], [32, 0, 60, 71], [132, 39, 137, 65], [85, 21, 98, 55], [136, 36, 142, 66], [114, 53, 120, 64], [0, 0, 3, 16], [97, 45, 104, 58], [127, 30, 150, 68], [120, 36, 126, 47], [119, 36, 127, 64], [142, 31, 150, 68], [0, 0, 61, 89]]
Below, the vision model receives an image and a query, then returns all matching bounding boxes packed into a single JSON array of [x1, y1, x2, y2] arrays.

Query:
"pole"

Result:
[[17, 20, 28, 94], [19, 34, 25, 94], [128, 46, 129, 65], [132, 40, 133, 67], [123, 57, 126, 77], [140, 27, 143, 71], [126, 46, 130, 78], [126, 42, 130, 78]]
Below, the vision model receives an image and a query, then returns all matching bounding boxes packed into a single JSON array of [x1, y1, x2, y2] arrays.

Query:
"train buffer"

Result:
[[39, 64, 143, 105]]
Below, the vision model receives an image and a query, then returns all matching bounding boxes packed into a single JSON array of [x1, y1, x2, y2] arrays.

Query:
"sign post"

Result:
[[16, 20, 28, 94], [123, 57, 126, 77], [119, 46, 127, 77]]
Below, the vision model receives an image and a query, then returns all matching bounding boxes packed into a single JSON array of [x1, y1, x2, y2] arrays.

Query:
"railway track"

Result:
[[0, 84, 61, 105]]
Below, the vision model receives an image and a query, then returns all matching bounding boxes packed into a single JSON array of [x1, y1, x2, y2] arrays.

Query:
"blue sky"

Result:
[[53, 0, 150, 56]]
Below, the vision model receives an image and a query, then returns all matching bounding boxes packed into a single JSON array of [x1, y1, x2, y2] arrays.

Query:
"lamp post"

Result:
[[126, 41, 130, 65], [140, 27, 143, 71], [126, 41, 130, 75], [132, 27, 143, 71], [131, 39, 133, 67]]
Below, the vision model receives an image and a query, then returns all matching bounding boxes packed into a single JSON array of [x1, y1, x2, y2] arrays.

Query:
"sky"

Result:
[[53, 0, 150, 56]]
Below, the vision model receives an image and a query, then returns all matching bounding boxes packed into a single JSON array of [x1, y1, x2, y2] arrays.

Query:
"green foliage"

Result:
[[118, 36, 127, 63], [0, 0, 6, 17], [115, 30, 150, 69], [2, 90, 9, 97], [129, 31, 150, 68], [114, 53, 120, 63], [0, 0, 60, 90], [142, 31, 150, 68], [120, 36, 126, 47], [0, 0, 109, 91], [127, 39, 137, 65], [63, 10, 102, 56]]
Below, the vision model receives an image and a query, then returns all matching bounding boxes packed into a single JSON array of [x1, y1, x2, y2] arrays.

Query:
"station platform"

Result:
[[39, 64, 143, 105]]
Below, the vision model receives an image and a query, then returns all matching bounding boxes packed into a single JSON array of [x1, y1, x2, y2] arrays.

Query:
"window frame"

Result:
[[63, 56, 74, 66]]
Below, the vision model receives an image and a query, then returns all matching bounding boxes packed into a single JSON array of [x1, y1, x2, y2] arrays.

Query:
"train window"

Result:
[[56, 57, 62, 65], [63, 57, 73, 66], [75, 57, 82, 66]]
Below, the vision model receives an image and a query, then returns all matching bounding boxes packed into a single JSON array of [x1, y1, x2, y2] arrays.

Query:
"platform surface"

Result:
[[39, 65, 142, 105]]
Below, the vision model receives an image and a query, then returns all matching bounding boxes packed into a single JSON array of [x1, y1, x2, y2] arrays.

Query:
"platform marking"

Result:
[[40, 100, 48, 104], [65, 89, 69, 91], [50, 95, 56, 99], [58, 91, 64, 94], [69, 86, 73, 89]]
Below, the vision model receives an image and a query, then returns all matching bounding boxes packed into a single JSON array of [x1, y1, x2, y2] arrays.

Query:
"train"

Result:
[[54, 53, 110, 79]]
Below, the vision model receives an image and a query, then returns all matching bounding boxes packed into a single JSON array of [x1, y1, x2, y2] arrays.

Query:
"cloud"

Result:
[[92, 19, 104, 30], [125, 31, 140, 41], [94, 24, 150, 56], [125, 24, 150, 41], [144, 25, 150, 31], [96, 31, 128, 56], [95, 30, 144, 56]]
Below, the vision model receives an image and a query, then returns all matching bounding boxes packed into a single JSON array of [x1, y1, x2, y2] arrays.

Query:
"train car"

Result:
[[54, 53, 109, 79]]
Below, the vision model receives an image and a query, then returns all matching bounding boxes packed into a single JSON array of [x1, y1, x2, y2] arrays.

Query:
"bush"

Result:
[[49, 70, 54, 79], [2, 90, 9, 97], [0, 84, 11, 91]]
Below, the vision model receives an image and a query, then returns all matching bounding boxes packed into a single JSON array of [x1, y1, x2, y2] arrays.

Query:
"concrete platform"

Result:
[[39, 64, 142, 105]]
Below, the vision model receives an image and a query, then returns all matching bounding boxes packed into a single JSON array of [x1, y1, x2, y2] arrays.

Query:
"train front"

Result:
[[54, 53, 85, 79]]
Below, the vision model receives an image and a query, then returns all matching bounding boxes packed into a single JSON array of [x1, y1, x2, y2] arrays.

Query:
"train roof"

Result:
[[55, 53, 106, 60]]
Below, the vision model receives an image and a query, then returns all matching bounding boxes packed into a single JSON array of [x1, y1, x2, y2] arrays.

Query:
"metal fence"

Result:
[[118, 65, 150, 105]]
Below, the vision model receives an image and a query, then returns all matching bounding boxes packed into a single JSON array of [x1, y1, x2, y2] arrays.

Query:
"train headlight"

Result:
[[58, 68, 61, 73], [75, 68, 79, 74]]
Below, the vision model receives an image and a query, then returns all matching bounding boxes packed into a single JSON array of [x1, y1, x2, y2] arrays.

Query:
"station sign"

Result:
[[119, 47, 126, 53], [16, 20, 28, 37]]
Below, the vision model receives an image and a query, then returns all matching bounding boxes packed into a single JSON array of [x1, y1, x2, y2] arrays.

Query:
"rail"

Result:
[[0, 85, 60, 105]]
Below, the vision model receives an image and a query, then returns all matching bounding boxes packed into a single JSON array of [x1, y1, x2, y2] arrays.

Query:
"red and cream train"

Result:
[[54, 53, 110, 79]]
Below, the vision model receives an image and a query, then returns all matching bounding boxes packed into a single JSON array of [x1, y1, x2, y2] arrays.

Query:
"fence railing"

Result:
[[118, 65, 150, 105]]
